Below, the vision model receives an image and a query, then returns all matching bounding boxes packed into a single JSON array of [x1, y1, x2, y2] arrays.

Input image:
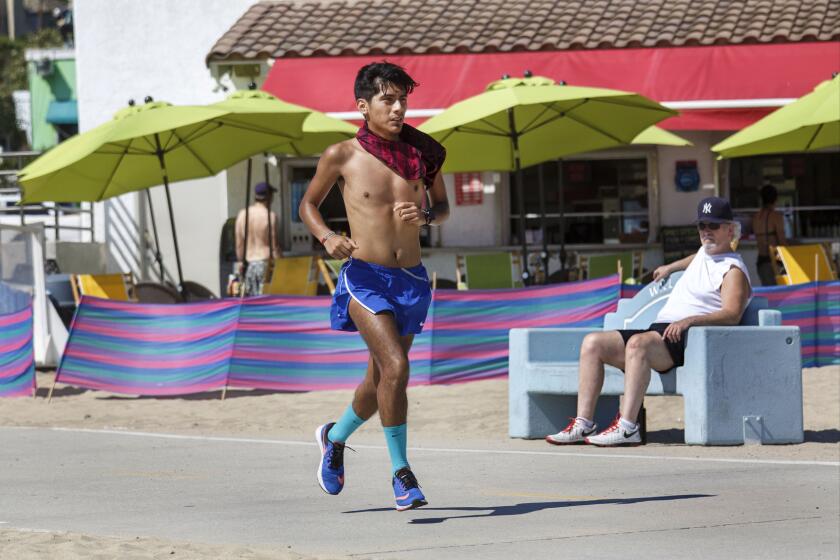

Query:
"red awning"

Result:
[[263, 42, 840, 130]]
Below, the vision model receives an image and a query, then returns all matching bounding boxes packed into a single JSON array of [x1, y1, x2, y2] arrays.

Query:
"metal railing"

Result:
[[733, 205, 840, 241], [0, 151, 95, 242]]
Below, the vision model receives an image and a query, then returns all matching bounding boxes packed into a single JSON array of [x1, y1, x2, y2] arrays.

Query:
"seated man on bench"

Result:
[[546, 197, 752, 447]]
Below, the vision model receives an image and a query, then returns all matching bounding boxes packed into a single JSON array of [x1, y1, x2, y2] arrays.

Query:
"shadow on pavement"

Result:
[[646, 428, 684, 443], [647, 428, 840, 444], [344, 493, 714, 523], [805, 429, 840, 443]]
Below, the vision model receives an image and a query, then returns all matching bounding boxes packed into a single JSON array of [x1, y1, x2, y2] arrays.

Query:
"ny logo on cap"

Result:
[[703, 203, 712, 214]]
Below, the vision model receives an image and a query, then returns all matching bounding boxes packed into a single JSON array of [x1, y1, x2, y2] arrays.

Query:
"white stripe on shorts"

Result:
[[401, 267, 428, 282], [343, 261, 377, 314]]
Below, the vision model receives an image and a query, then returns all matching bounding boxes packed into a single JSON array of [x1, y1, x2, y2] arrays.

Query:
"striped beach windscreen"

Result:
[[56, 275, 619, 396], [426, 274, 619, 384], [226, 275, 619, 390], [755, 281, 840, 368], [0, 301, 36, 398], [57, 297, 241, 395], [226, 294, 431, 392], [52, 277, 838, 397]]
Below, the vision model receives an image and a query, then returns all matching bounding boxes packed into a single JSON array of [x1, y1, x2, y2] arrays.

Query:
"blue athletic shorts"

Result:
[[331, 258, 432, 336]]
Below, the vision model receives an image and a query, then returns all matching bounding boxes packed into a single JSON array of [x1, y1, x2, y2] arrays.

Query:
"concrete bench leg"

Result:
[[679, 327, 803, 445], [510, 393, 620, 439]]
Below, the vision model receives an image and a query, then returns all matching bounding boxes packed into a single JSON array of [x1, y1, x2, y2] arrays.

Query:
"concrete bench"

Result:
[[509, 273, 804, 445]]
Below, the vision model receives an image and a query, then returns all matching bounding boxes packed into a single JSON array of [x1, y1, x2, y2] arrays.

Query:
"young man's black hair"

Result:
[[354, 61, 419, 101]]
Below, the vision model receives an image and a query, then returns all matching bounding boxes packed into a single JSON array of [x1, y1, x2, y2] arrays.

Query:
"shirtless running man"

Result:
[[299, 62, 449, 511]]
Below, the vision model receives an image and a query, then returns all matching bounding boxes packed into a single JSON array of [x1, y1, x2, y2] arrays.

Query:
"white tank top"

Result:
[[656, 247, 752, 323]]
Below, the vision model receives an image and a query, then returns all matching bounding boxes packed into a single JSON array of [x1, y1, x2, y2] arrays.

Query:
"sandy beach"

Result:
[[0, 529, 322, 560], [0, 366, 837, 559]]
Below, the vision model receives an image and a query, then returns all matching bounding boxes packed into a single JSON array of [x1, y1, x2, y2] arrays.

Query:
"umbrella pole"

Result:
[[242, 158, 252, 293], [557, 159, 567, 272], [515, 164, 529, 285], [263, 153, 270, 185], [162, 181, 184, 289], [538, 163, 548, 283], [154, 133, 185, 289], [144, 189, 165, 281], [263, 153, 274, 280], [508, 108, 529, 285]]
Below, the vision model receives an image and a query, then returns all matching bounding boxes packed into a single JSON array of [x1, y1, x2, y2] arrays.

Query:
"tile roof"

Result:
[[207, 0, 840, 63]]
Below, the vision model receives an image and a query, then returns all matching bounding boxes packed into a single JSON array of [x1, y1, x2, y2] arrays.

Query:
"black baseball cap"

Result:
[[254, 182, 277, 198], [696, 196, 733, 223]]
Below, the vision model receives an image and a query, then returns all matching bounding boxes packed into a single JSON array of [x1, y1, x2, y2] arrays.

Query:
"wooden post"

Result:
[[316, 258, 336, 295], [69, 275, 81, 305], [47, 371, 59, 403]]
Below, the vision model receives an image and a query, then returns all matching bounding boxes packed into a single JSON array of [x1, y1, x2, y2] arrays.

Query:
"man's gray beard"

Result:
[[703, 240, 731, 254]]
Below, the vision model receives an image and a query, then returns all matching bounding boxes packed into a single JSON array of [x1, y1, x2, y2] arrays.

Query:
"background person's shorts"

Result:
[[331, 258, 432, 336], [617, 322, 687, 373]]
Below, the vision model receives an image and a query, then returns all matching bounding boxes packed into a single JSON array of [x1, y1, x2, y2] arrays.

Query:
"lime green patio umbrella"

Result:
[[633, 126, 692, 147], [208, 88, 356, 281], [712, 74, 840, 158], [208, 89, 356, 157], [419, 75, 675, 283], [19, 97, 310, 286], [272, 109, 358, 156]]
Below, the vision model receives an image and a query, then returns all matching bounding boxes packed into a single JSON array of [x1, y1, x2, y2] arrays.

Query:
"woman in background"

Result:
[[752, 184, 788, 286]]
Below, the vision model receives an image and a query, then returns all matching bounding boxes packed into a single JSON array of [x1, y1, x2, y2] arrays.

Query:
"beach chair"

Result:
[[181, 281, 218, 302], [45, 273, 77, 327], [70, 273, 134, 303], [455, 252, 524, 290], [264, 256, 318, 296], [770, 244, 838, 285], [134, 282, 183, 304], [577, 251, 642, 283], [316, 258, 346, 295]]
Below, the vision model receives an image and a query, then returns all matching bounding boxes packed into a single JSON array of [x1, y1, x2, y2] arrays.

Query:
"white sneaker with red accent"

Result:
[[585, 416, 641, 446], [545, 417, 598, 445]]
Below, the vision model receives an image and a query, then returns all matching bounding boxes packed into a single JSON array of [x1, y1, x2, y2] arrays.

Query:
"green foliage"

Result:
[[0, 28, 64, 150]]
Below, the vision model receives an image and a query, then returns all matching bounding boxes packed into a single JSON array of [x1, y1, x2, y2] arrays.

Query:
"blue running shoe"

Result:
[[315, 422, 345, 495], [392, 467, 427, 511]]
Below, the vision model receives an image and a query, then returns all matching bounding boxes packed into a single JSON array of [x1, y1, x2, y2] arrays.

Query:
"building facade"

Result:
[[24, 48, 77, 150], [72, 0, 839, 292], [207, 0, 839, 284]]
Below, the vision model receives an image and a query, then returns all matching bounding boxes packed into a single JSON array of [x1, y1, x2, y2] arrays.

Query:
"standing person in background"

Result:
[[235, 182, 281, 296], [752, 184, 788, 286]]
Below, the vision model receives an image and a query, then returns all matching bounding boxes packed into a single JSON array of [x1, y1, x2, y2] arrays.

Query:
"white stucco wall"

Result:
[[657, 130, 732, 226], [438, 171, 505, 247], [656, 130, 764, 278], [75, 0, 254, 293]]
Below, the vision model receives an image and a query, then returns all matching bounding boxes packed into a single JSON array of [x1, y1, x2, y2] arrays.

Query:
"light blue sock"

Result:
[[383, 424, 409, 475], [327, 405, 366, 443]]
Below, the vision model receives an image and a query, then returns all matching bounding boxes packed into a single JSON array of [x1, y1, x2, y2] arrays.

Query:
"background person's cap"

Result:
[[254, 182, 277, 198], [696, 196, 733, 223]]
